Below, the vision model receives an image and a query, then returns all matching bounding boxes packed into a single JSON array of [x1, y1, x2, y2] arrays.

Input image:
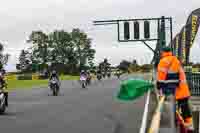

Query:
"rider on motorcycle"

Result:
[[0, 69, 8, 106], [80, 70, 87, 78], [50, 70, 59, 80], [86, 70, 91, 84], [49, 70, 60, 89], [86, 70, 91, 77]]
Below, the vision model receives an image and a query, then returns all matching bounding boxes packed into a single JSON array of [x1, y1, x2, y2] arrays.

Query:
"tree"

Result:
[[17, 50, 31, 72], [0, 43, 10, 69], [132, 59, 137, 65], [129, 59, 139, 72], [140, 64, 153, 72], [118, 60, 131, 71], [98, 58, 111, 72], [0, 53, 10, 66], [16, 64, 21, 71], [87, 49, 96, 68], [26, 29, 96, 74], [48, 30, 72, 64], [27, 31, 49, 69], [70, 28, 95, 71]]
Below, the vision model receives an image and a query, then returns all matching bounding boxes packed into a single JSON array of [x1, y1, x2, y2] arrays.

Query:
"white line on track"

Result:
[[139, 90, 150, 133], [9, 101, 49, 105], [199, 111, 200, 133]]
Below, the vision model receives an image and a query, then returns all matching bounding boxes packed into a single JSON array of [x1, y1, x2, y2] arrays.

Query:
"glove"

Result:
[[160, 89, 164, 96], [156, 82, 163, 98]]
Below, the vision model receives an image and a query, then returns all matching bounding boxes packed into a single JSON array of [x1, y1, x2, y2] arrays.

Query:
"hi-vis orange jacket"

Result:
[[157, 51, 190, 100]]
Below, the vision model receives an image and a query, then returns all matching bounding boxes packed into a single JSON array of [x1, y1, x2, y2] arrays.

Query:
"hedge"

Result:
[[6, 74, 48, 80], [18, 74, 32, 80]]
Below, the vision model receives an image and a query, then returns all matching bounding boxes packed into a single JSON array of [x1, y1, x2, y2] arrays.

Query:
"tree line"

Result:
[[16, 28, 96, 74], [118, 59, 153, 73], [0, 43, 9, 69]]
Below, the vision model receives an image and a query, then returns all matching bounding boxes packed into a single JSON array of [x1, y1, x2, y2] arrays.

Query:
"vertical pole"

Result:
[[117, 21, 120, 42], [160, 16, 166, 47], [157, 19, 160, 52], [153, 19, 160, 68], [170, 17, 173, 48]]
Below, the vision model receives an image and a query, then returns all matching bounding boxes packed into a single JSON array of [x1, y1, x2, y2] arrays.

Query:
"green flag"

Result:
[[117, 79, 154, 101]]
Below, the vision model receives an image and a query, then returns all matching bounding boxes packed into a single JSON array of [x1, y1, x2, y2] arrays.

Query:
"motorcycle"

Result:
[[49, 77, 59, 96], [0, 82, 6, 113], [80, 75, 87, 88], [86, 75, 91, 85]]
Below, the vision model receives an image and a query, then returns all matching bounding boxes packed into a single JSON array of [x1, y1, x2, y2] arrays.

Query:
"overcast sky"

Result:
[[1, 0, 200, 71]]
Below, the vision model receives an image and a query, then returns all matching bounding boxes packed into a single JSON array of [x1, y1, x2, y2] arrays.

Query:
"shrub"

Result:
[[17, 74, 32, 80], [38, 74, 48, 80]]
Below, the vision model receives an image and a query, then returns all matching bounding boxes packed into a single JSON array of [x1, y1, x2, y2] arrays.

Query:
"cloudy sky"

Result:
[[1, 0, 200, 71]]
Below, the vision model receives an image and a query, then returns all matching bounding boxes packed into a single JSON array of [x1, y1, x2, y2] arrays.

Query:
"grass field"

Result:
[[60, 75, 79, 80], [6, 75, 80, 91], [7, 80, 48, 91]]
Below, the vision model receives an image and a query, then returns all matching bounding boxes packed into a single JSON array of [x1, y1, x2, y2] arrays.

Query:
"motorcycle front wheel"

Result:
[[0, 96, 6, 114], [52, 86, 57, 96], [82, 82, 86, 88]]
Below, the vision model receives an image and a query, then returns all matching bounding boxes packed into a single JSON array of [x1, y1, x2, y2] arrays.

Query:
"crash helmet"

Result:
[[52, 70, 57, 76]]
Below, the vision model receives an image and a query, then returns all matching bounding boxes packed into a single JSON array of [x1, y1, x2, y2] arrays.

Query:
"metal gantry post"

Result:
[[170, 17, 173, 45], [117, 21, 120, 42]]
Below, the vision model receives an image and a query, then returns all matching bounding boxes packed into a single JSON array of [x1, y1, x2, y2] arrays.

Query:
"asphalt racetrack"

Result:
[[0, 74, 148, 133]]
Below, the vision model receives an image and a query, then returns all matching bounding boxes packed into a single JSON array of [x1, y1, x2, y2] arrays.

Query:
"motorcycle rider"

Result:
[[0, 69, 8, 106], [49, 70, 60, 90], [50, 70, 59, 80], [86, 70, 91, 83], [86, 70, 90, 76], [80, 70, 87, 78]]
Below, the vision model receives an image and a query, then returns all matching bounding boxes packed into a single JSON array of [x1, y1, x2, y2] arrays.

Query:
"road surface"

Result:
[[0, 74, 148, 133]]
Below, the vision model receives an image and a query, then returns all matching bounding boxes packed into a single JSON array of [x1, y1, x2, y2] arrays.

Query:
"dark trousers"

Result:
[[177, 98, 192, 120]]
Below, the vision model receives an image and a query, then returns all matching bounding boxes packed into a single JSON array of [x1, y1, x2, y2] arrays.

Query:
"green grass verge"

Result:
[[7, 80, 48, 91], [60, 75, 79, 80], [6, 75, 80, 91]]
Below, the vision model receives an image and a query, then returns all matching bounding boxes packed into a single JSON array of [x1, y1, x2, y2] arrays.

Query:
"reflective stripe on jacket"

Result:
[[157, 52, 190, 100]]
